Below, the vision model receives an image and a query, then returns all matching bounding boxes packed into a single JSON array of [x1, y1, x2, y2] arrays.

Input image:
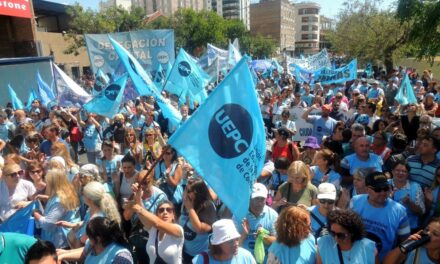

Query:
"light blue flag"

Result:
[[165, 48, 211, 103], [0, 201, 40, 235], [8, 84, 24, 110], [26, 89, 38, 111], [168, 58, 266, 221], [165, 61, 173, 79], [109, 36, 182, 127], [228, 42, 242, 67], [365, 63, 373, 78], [153, 63, 165, 89], [37, 80, 53, 107], [96, 68, 110, 84], [395, 74, 417, 106], [272, 59, 284, 73], [37, 71, 56, 100], [83, 74, 128, 118]]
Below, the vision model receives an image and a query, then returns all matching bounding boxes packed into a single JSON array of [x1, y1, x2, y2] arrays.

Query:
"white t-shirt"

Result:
[[146, 225, 184, 264], [0, 179, 36, 221]]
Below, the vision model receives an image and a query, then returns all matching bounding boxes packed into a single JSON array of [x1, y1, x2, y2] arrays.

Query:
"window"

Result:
[[302, 17, 309, 22], [312, 34, 318, 39], [301, 25, 308, 31], [312, 25, 318, 31], [298, 9, 304, 15], [302, 34, 309, 40]]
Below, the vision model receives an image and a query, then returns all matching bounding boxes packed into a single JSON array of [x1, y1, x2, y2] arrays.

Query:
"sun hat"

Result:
[[317, 183, 337, 200], [251, 183, 268, 199], [303, 136, 320, 149], [210, 219, 241, 245]]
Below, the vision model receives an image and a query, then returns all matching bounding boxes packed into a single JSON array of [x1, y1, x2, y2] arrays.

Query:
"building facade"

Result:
[[132, 0, 212, 16], [250, 0, 295, 55], [319, 15, 335, 50], [220, 0, 250, 29], [100, 0, 133, 11], [293, 1, 320, 55]]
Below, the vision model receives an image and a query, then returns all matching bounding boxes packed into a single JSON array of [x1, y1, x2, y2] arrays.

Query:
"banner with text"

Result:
[[290, 59, 357, 85], [287, 49, 331, 71], [85, 30, 174, 77], [0, 0, 32, 18], [289, 107, 321, 142]]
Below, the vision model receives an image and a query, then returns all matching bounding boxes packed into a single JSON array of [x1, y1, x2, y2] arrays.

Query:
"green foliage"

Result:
[[328, 0, 410, 72], [396, 0, 440, 64], [64, 5, 276, 58]]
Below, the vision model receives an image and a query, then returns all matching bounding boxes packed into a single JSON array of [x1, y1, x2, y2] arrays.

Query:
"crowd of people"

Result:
[[0, 64, 439, 264]]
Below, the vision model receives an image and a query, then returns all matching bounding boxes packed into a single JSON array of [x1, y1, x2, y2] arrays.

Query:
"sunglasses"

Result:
[[370, 186, 390, 193], [30, 169, 42, 174], [8, 170, 24, 177], [319, 199, 335, 205], [157, 207, 173, 214], [353, 93, 360, 96], [329, 230, 349, 240]]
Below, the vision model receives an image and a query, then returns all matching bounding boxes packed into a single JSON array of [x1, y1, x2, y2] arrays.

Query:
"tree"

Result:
[[396, 0, 440, 64], [328, 0, 411, 73], [241, 34, 276, 59]]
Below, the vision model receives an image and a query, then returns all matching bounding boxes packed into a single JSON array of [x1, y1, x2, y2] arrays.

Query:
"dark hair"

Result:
[[101, 140, 114, 150], [322, 138, 343, 157], [367, 102, 376, 113], [420, 135, 440, 151], [327, 209, 365, 242], [121, 153, 136, 166], [281, 109, 290, 117], [274, 157, 291, 170], [372, 119, 388, 134], [391, 133, 408, 151], [24, 240, 57, 264], [186, 178, 213, 212], [86, 216, 127, 248], [391, 160, 410, 172], [341, 128, 352, 143], [277, 127, 290, 140], [46, 124, 60, 135], [163, 146, 178, 163]]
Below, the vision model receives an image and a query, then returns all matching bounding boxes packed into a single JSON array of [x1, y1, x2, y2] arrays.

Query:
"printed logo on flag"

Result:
[[208, 104, 253, 159], [178, 61, 192, 77], [104, 84, 121, 100]]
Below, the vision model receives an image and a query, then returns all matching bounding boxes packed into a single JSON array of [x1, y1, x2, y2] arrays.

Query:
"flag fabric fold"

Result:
[[53, 63, 92, 107], [8, 84, 24, 110], [0, 201, 40, 235], [83, 74, 128, 118], [395, 74, 418, 106], [36, 71, 56, 100], [108, 36, 182, 127], [26, 89, 38, 111], [228, 42, 242, 67], [168, 58, 266, 221]]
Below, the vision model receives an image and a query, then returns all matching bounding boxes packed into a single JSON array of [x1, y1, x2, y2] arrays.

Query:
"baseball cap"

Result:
[[365, 172, 389, 189], [251, 183, 268, 199], [317, 183, 337, 200]]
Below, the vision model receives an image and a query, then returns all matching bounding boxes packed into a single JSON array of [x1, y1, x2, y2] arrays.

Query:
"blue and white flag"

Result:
[[165, 48, 211, 104], [228, 42, 242, 67], [0, 201, 40, 235], [291, 59, 357, 85], [109, 36, 182, 127], [8, 84, 24, 110], [207, 43, 228, 70], [53, 63, 92, 108], [26, 89, 38, 111], [168, 58, 266, 221], [37, 71, 56, 100], [83, 74, 128, 118], [395, 74, 418, 106]]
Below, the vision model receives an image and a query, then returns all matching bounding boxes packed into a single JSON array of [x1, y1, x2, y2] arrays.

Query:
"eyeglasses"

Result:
[[319, 199, 335, 205], [370, 186, 390, 193], [157, 207, 173, 214], [30, 169, 42, 174], [329, 230, 349, 240], [8, 170, 24, 177]]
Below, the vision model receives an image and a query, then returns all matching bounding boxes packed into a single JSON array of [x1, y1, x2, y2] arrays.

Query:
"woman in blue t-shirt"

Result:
[[310, 149, 342, 189]]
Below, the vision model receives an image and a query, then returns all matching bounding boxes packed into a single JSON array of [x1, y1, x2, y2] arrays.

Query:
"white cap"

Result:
[[210, 219, 241, 245], [251, 182, 268, 199], [317, 183, 337, 200], [50, 156, 66, 168]]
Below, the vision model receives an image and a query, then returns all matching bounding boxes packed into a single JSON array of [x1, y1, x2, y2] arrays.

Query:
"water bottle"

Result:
[[399, 232, 430, 254]]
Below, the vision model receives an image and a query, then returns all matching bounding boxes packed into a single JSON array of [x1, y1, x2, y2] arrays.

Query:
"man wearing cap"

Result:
[[302, 103, 338, 145], [308, 183, 336, 240], [192, 219, 256, 263], [237, 183, 278, 261], [366, 80, 384, 104], [350, 171, 410, 261]]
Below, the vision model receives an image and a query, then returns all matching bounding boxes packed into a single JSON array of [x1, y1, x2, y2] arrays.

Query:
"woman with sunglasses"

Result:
[[130, 199, 184, 263], [317, 209, 378, 264], [142, 127, 165, 167], [123, 128, 143, 170], [0, 163, 36, 222], [309, 183, 337, 240], [25, 161, 47, 200], [384, 218, 440, 264], [267, 206, 316, 263], [389, 161, 425, 232]]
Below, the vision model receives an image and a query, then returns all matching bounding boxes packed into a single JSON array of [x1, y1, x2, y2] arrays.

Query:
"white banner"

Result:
[[287, 49, 331, 71], [289, 107, 321, 141]]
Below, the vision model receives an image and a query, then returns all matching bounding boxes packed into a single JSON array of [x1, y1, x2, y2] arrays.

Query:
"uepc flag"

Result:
[[168, 58, 266, 221], [109, 36, 182, 127], [83, 74, 128, 118]]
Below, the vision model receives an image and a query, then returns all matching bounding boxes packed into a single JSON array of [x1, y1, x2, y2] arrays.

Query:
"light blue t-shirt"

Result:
[[341, 153, 383, 176], [404, 246, 437, 264], [96, 155, 124, 185], [235, 206, 278, 258], [310, 166, 341, 189], [350, 194, 410, 261], [82, 124, 102, 152], [267, 234, 316, 264], [308, 206, 327, 239], [192, 247, 256, 264], [306, 116, 337, 144], [317, 235, 376, 264], [0, 122, 13, 142]]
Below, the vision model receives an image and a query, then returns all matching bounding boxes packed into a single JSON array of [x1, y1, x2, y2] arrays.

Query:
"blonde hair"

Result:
[[51, 142, 77, 168], [46, 169, 79, 210], [83, 181, 121, 225], [288, 160, 311, 188]]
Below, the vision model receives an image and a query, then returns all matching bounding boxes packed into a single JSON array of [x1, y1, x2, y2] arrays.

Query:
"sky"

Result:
[[53, 0, 397, 19]]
